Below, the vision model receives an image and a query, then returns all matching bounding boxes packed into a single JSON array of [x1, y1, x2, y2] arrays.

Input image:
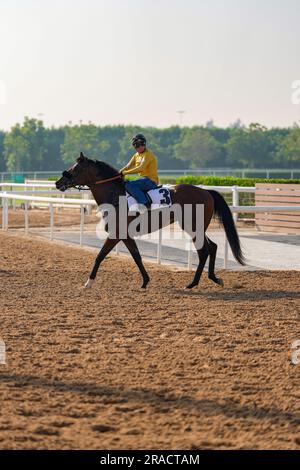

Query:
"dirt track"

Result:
[[0, 232, 299, 449]]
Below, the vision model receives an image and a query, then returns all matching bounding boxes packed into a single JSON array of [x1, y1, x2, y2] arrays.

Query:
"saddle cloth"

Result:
[[126, 185, 172, 212]]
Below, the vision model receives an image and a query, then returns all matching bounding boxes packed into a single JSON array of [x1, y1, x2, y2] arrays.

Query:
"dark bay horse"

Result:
[[55, 152, 245, 289]]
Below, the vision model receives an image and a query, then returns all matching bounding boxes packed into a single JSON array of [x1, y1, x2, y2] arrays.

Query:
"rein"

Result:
[[71, 173, 123, 191], [94, 174, 123, 185]]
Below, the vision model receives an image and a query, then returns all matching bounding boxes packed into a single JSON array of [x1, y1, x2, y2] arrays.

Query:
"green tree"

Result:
[[4, 126, 29, 172], [43, 127, 65, 171], [276, 125, 300, 168], [145, 126, 186, 169], [2, 117, 300, 173], [206, 126, 232, 167], [61, 124, 110, 164], [174, 127, 221, 168], [4, 117, 46, 171], [97, 125, 126, 167], [226, 123, 275, 168]]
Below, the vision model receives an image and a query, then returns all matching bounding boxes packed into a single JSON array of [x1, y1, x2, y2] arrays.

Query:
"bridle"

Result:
[[62, 170, 123, 191]]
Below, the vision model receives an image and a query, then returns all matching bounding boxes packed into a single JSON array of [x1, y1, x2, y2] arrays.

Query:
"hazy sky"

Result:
[[0, 0, 300, 130]]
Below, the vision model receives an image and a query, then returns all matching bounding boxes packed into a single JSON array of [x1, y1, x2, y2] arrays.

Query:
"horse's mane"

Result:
[[93, 160, 119, 178]]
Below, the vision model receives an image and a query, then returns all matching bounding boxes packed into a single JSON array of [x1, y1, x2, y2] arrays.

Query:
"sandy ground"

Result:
[[0, 232, 299, 450]]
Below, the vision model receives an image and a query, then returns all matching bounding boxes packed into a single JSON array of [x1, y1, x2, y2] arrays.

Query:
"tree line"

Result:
[[0, 117, 299, 172]]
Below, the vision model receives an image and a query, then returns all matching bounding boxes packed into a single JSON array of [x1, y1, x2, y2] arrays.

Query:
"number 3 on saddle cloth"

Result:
[[126, 185, 172, 214]]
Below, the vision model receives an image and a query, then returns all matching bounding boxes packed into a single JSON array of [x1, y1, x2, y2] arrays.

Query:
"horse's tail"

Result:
[[208, 190, 246, 265]]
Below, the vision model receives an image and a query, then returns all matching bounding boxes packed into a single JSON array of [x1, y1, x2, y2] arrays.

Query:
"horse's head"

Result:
[[56, 152, 97, 191]]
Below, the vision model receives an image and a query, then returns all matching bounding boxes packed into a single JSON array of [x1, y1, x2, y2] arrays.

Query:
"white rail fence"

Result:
[[0, 182, 254, 221], [1, 190, 300, 270], [0, 192, 96, 246], [0, 181, 93, 213]]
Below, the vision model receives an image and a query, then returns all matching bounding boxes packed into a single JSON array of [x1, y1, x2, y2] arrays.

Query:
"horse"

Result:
[[55, 152, 245, 289]]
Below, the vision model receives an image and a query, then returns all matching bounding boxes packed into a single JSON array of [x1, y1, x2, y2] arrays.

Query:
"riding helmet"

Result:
[[131, 133, 146, 147]]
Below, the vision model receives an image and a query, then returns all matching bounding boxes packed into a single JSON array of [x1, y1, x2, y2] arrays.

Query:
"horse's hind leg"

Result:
[[123, 237, 150, 289], [186, 238, 209, 289], [206, 236, 224, 287]]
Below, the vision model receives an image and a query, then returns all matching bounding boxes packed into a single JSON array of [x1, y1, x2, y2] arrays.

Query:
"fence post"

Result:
[[2, 193, 7, 230], [79, 205, 84, 246], [50, 203, 54, 240], [157, 228, 162, 264], [232, 186, 239, 223], [83, 191, 92, 215], [4, 195, 8, 230], [31, 183, 35, 209], [13, 193, 16, 211], [24, 202, 29, 234], [187, 238, 193, 271]]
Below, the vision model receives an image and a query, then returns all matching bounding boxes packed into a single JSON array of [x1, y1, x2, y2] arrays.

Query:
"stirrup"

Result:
[[128, 203, 148, 215]]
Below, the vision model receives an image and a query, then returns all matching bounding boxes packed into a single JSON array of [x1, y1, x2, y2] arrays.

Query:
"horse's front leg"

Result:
[[85, 237, 119, 288]]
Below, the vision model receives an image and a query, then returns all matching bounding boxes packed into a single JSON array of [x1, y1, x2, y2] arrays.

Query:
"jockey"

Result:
[[120, 134, 159, 208]]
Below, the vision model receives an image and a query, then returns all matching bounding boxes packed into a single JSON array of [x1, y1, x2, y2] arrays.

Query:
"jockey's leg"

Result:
[[125, 177, 157, 205]]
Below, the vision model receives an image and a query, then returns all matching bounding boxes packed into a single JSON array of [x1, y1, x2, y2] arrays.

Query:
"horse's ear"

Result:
[[80, 151, 85, 159]]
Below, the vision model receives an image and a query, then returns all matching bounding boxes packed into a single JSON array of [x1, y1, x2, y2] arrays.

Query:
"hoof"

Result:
[[141, 277, 150, 289], [209, 275, 224, 287], [84, 278, 94, 289], [185, 282, 197, 290]]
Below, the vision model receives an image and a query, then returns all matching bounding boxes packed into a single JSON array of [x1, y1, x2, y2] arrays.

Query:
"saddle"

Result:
[[126, 185, 172, 213]]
